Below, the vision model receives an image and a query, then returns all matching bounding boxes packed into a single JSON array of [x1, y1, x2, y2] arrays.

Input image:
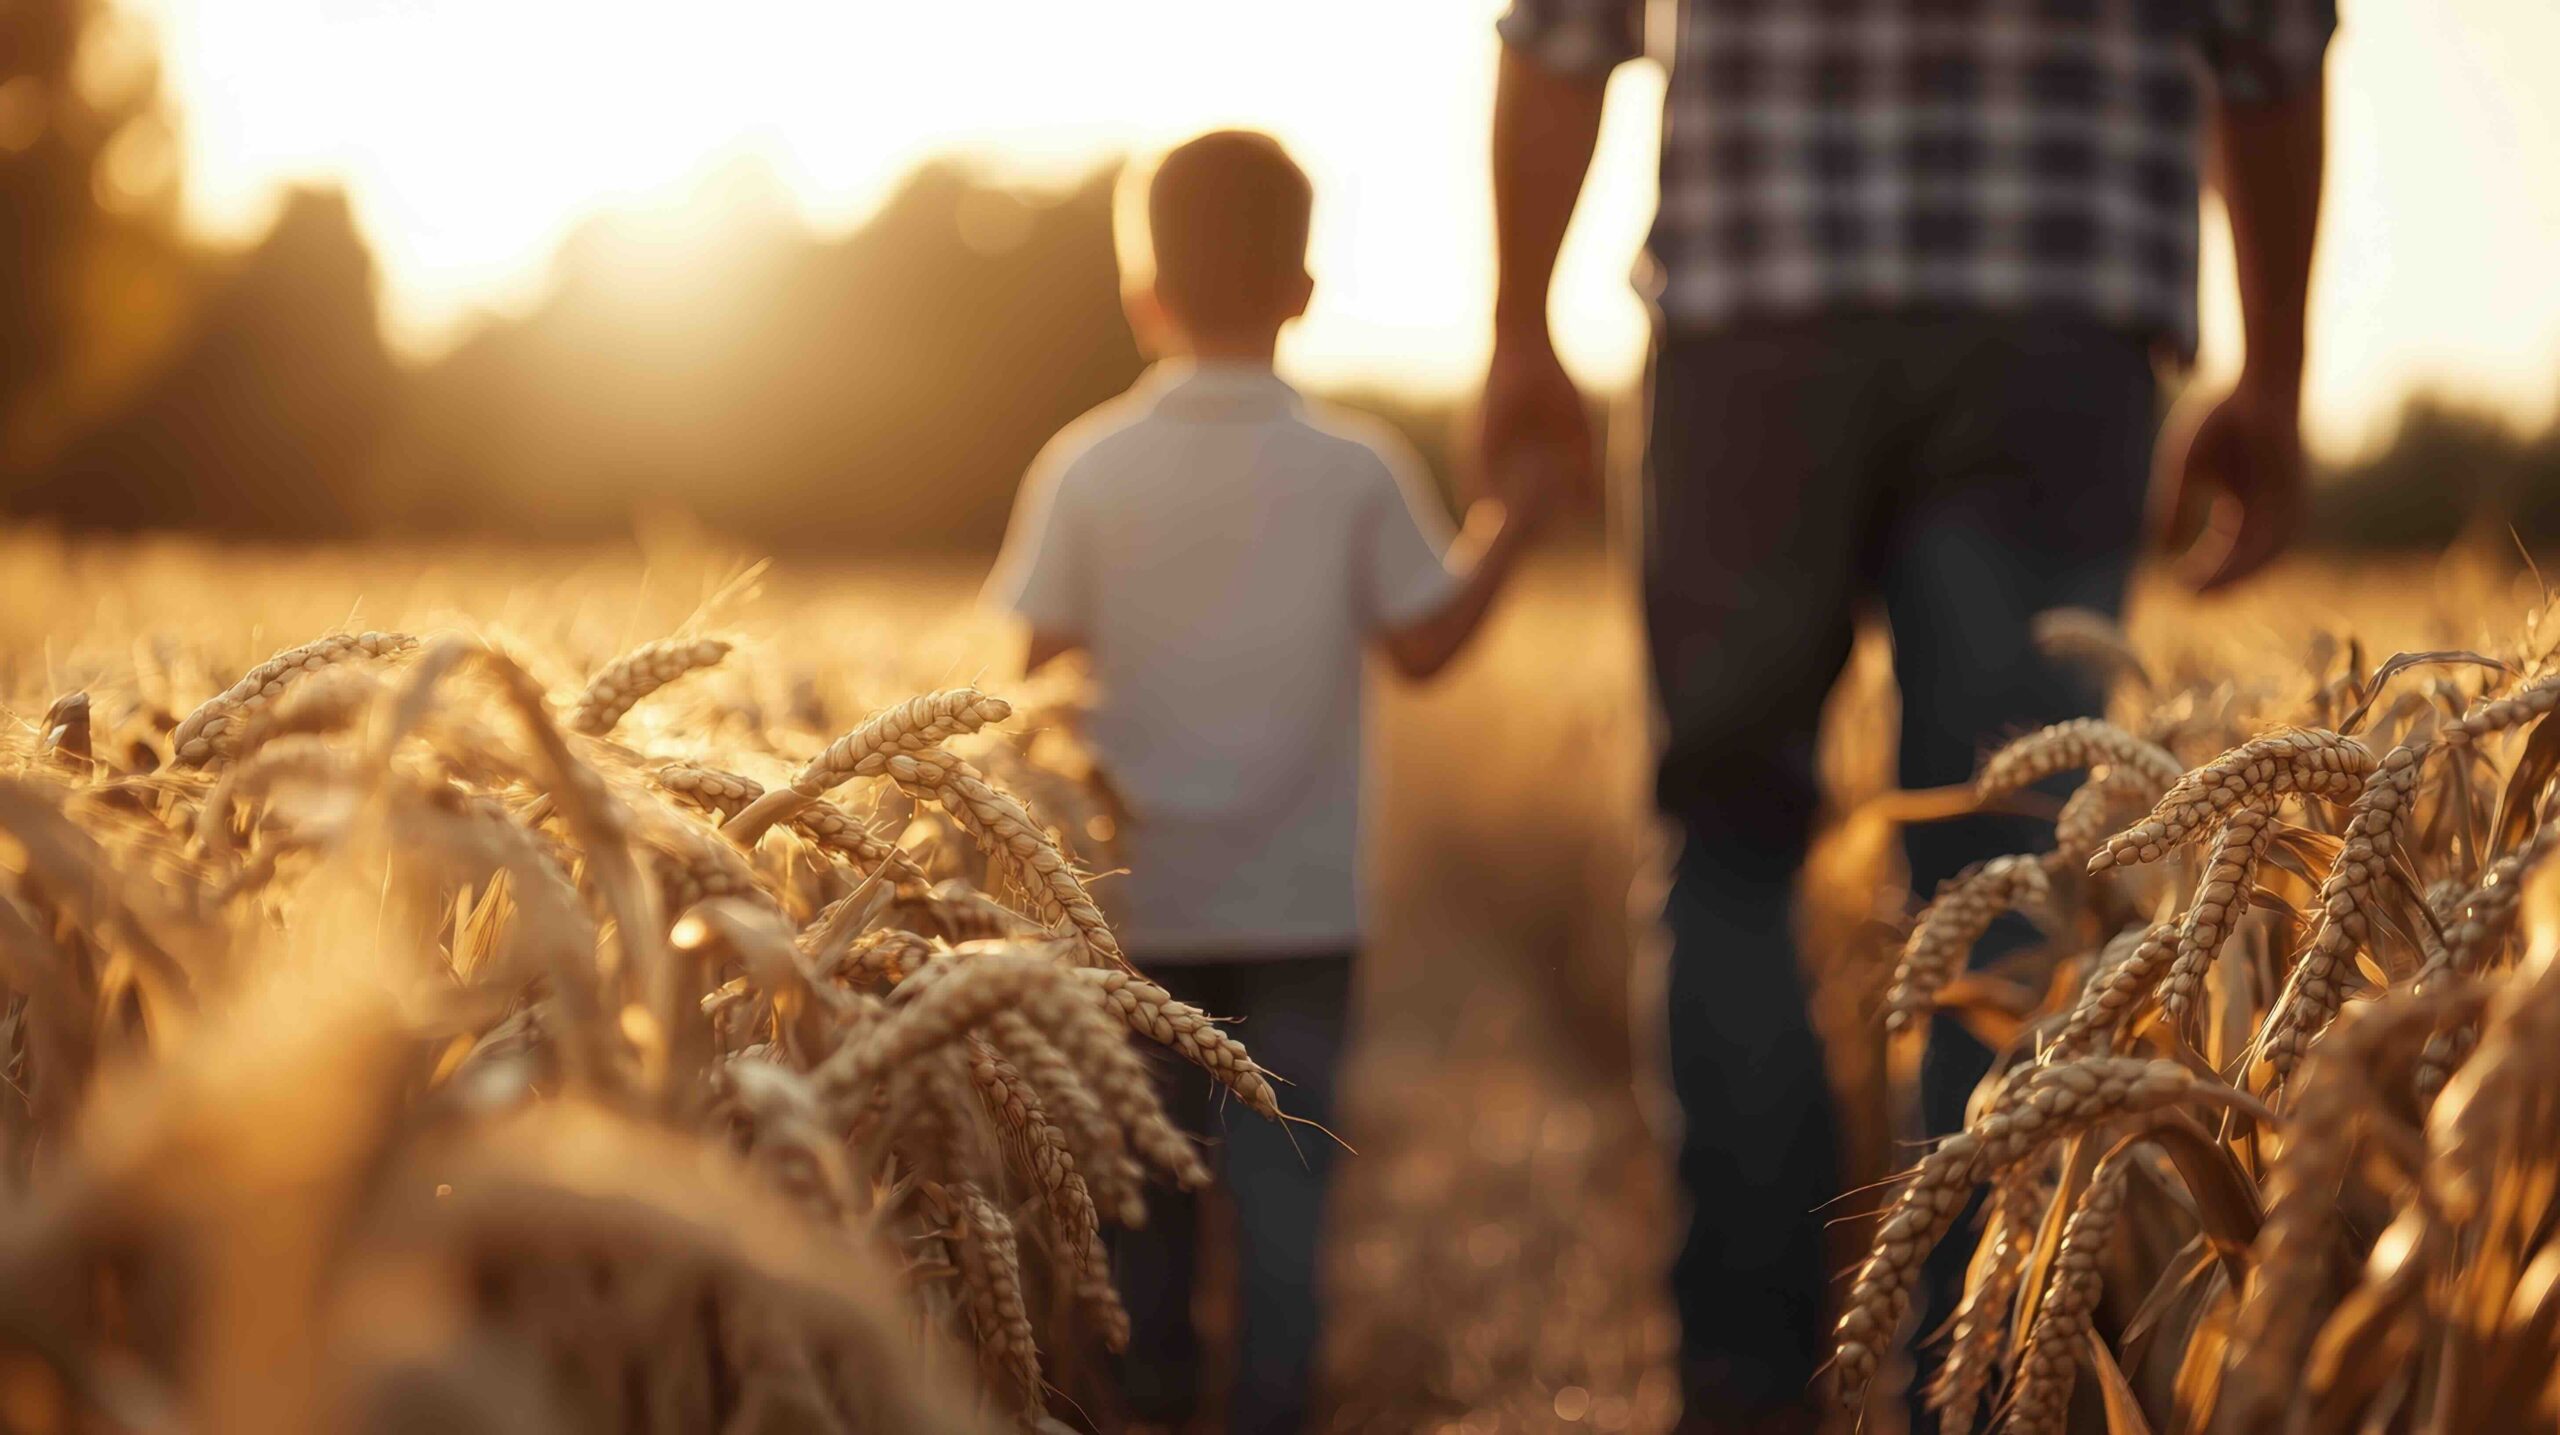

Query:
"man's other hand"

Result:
[[2155, 381, 2305, 593], [1481, 331, 1598, 510]]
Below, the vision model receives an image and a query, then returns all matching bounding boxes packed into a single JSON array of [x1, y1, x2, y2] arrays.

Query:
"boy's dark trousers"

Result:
[[1112, 952, 1353, 1435], [1643, 314, 2156, 1427]]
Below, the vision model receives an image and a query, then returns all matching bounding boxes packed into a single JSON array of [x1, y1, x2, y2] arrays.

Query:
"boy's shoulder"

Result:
[[1038, 377, 1420, 499], [1035, 387, 1164, 480], [1292, 397, 1424, 480]]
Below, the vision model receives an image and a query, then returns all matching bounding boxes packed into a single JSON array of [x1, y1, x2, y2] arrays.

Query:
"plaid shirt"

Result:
[[1500, 0, 2334, 357]]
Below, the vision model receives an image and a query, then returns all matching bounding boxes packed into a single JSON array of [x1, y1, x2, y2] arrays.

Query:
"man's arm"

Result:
[[1482, 22, 1624, 504], [2162, 52, 2330, 591]]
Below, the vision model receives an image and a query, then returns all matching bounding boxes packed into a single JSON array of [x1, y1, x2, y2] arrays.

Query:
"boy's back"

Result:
[[986, 358, 1458, 956]]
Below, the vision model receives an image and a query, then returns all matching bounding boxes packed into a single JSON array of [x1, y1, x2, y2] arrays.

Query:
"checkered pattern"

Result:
[[1500, 0, 2333, 357]]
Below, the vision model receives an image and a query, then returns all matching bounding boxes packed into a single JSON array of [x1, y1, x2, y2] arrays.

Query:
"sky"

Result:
[[124, 0, 2560, 460]]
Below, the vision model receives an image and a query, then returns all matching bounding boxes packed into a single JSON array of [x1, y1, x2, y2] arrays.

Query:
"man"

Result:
[[1480, 1, 2332, 1430]]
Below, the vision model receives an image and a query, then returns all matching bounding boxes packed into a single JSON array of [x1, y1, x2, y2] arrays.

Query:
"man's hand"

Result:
[[1485, 441, 1570, 537], [2155, 380, 2305, 593], [1481, 331, 1598, 509]]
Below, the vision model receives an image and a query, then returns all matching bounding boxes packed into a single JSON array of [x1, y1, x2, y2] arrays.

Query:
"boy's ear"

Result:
[[1281, 266, 1314, 322], [1122, 282, 1172, 358]]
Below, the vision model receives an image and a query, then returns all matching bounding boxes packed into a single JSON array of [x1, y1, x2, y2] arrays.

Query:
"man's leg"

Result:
[[1207, 953, 1353, 1435], [1875, 315, 2158, 1432], [1112, 963, 1224, 1427], [1645, 324, 1880, 1426]]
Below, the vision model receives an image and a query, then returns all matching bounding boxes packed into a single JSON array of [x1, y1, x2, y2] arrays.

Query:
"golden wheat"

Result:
[[0, 586, 1278, 1434], [1840, 607, 2560, 1435]]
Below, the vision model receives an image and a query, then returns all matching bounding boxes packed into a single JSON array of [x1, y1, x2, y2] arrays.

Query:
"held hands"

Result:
[[1483, 439, 1575, 539], [2155, 376, 2307, 593], [1479, 327, 1600, 518]]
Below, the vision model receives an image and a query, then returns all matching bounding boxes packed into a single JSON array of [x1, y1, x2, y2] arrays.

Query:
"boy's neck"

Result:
[[1169, 330, 1283, 366]]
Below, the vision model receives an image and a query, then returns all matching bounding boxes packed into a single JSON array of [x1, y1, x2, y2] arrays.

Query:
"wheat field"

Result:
[[1, 529, 2556, 1434]]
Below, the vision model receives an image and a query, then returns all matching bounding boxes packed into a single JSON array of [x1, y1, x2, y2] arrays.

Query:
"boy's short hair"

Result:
[[1115, 131, 1312, 333]]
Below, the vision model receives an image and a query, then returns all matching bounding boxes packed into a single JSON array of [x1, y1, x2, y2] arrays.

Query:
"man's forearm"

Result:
[[1493, 46, 1611, 340], [2213, 85, 2325, 400]]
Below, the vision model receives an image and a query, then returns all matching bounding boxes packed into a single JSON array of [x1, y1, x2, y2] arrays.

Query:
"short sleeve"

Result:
[[1497, 0, 1645, 80], [982, 441, 1091, 636], [2198, 0, 2336, 104], [1363, 440, 1463, 632]]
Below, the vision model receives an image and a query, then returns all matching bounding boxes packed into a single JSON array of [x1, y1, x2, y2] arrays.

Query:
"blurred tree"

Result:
[[0, 0, 195, 471], [373, 159, 1150, 552], [2307, 393, 2560, 552], [16, 189, 394, 534]]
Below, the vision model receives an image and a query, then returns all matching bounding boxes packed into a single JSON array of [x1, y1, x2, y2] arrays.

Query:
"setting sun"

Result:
[[124, 0, 2560, 456], [15, 2, 2560, 1430]]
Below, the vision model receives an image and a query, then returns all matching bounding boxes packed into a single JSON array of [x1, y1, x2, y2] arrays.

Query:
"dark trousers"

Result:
[[1644, 314, 2156, 1424], [1112, 952, 1353, 1435]]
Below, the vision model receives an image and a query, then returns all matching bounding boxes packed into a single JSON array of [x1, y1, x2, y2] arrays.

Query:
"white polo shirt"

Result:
[[984, 360, 1461, 960]]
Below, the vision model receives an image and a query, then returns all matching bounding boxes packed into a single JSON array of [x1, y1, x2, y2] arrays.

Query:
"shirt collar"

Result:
[[1142, 358, 1301, 420]]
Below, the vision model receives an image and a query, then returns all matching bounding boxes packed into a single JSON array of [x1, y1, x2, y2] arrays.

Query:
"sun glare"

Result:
[[129, 0, 2560, 455]]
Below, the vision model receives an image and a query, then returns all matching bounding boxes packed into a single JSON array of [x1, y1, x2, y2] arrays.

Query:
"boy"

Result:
[[984, 130, 1550, 1432]]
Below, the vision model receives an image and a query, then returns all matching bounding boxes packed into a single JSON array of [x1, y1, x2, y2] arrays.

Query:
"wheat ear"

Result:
[[2441, 671, 2560, 747], [564, 637, 730, 736], [1886, 856, 2049, 1034], [2029, 608, 2154, 696], [2158, 806, 2276, 1032], [662, 761, 928, 886], [2050, 769, 2161, 868], [1835, 1059, 2264, 1409], [1973, 1058, 2262, 1171], [931, 1183, 1043, 1417], [723, 689, 1012, 842], [2416, 824, 2560, 1099], [2048, 925, 2176, 1059], [1833, 1133, 1984, 1408], [987, 1010, 1148, 1229], [2087, 728, 2374, 874], [1017, 981, 1211, 1192], [2004, 1157, 2132, 1435], [171, 630, 418, 765], [1927, 1169, 2044, 1432], [2260, 743, 2427, 1084], [965, 1036, 1129, 1351], [892, 754, 1128, 972], [1977, 718, 2183, 799], [1070, 967, 1280, 1120]]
